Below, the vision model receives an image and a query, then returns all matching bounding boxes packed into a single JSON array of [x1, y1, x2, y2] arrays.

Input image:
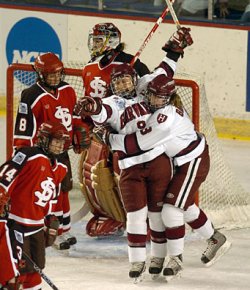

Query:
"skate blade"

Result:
[[204, 240, 232, 267], [164, 271, 182, 282], [151, 273, 161, 280], [133, 273, 145, 284]]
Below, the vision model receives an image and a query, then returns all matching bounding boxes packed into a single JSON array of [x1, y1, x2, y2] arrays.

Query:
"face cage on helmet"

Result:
[[37, 134, 70, 156], [88, 32, 120, 57], [146, 91, 170, 112], [36, 69, 65, 90], [110, 74, 136, 99]]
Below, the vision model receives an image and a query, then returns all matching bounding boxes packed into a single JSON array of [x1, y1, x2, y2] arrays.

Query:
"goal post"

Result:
[[6, 62, 250, 229]]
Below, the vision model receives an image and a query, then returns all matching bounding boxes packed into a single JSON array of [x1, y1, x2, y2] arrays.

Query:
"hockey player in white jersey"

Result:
[[106, 74, 232, 279], [75, 27, 193, 281]]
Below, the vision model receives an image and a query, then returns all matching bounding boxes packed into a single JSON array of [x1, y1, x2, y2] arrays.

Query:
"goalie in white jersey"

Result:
[[107, 74, 232, 278], [75, 27, 194, 281]]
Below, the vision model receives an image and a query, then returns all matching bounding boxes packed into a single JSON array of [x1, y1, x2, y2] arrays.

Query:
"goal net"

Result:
[[6, 63, 250, 229]]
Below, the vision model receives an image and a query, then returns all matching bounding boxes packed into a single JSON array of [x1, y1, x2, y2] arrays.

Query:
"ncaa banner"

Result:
[[0, 8, 68, 94]]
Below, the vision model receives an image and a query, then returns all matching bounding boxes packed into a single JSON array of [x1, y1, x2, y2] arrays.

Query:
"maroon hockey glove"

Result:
[[162, 27, 193, 57], [44, 215, 60, 247], [72, 124, 91, 153], [74, 96, 102, 117], [93, 125, 116, 146]]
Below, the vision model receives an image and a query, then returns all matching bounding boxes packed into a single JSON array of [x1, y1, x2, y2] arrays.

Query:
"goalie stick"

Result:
[[130, 0, 176, 66], [71, 201, 90, 223], [22, 251, 59, 290]]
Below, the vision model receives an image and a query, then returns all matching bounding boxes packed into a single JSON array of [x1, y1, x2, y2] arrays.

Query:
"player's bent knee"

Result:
[[161, 204, 184, 228]]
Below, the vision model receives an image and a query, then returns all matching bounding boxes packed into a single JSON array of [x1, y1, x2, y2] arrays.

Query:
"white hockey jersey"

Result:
[[109, 105, 206, 166]]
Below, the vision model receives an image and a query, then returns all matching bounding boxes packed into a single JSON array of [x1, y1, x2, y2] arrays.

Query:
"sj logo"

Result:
[[90, 77, 107, 98], [35, 177, 56, 207], [55, 106, 72, 130]]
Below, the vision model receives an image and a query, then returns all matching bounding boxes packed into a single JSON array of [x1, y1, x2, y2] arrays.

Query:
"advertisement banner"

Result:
[[0, 8, 68, 94]]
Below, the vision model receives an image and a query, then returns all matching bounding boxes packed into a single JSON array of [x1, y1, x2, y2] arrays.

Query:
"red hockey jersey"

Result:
[[0, 147, 67, 227]]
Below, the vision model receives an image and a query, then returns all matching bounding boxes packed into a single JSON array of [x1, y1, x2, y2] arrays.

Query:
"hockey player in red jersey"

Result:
[[13, 52, 90, 250], [75, 27, 194, 281], [0, 121, 70, 289], [80, 22, 150, 238], [103, 74, 232, 279]]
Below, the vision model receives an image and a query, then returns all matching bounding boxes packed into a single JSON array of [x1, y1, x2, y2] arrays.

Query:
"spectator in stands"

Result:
[[177, 0, 229, 19]]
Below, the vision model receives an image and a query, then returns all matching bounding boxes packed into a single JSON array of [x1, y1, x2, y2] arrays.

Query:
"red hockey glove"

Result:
[[0, 186, 9, 216], [74, 96, 102, 117], [72, 124, 91, 153], [162, 27, 193, 57], [44, 215, 60, 247], [93, 125, 116, 146]]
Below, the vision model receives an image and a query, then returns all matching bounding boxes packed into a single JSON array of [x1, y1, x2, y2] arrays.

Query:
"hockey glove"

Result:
[[0, 186, 9, 216], [162, 27, 193, 57], [93, 125, 116, 146], [44, 215, 60, 247], [74, 96, 102, 117], [72, 125, 91, 153]]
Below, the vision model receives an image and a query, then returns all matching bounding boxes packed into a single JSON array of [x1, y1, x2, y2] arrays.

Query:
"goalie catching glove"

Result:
[[74, 96, 102, 118], [162, 27, 193, 57]]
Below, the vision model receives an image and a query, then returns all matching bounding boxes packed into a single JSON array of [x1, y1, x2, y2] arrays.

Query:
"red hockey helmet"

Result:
[[110, 63, 137, 99], [146, 74, 176, 112], [88, 22, 121, 57], [34, 52, 64, 89], [36, 121, 71, 155]]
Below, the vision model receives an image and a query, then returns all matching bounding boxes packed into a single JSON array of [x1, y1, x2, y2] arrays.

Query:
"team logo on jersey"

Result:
[[157, 113, 168, 123], [114, 97, 125, 109], [18, 102, 28, 114], [12, 152, 26, 165], [55, 106, 72, 131], [14, 230, 24, 244], [90, 77, 107, 98], [35, 177, 56, 207], [6, 17, 62, 85]]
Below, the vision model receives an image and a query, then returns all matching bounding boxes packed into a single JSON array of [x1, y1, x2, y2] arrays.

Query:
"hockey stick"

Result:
[[22, 251, 59, 290], [164, 0, 181, 29], [130, 0, 176, 66]]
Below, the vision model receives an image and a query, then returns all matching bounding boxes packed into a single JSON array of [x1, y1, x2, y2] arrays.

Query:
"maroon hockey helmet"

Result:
[[36, 121, 71, 155], [110, 63, 137, 99], [88, 22, 121, 57], [34, 52, 64, 89], [146, 74, 176, 112]]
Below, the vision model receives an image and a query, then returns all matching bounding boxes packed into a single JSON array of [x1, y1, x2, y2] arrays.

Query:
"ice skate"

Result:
[[53, 235, 70, 250], [149, 257, 165, 280], [163, 255, 183, 281], [129, 262, 146, 283], [201, 230, 232, 267], [62, 232, 77, 246]]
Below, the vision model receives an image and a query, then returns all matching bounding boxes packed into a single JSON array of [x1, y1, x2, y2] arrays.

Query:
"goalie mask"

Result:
[[36, 121, 71, 156], [34, 52, 65, 90], [88, 22, 121, 58], [146, 74, 176, 112], [110, 63, 137, 99]]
